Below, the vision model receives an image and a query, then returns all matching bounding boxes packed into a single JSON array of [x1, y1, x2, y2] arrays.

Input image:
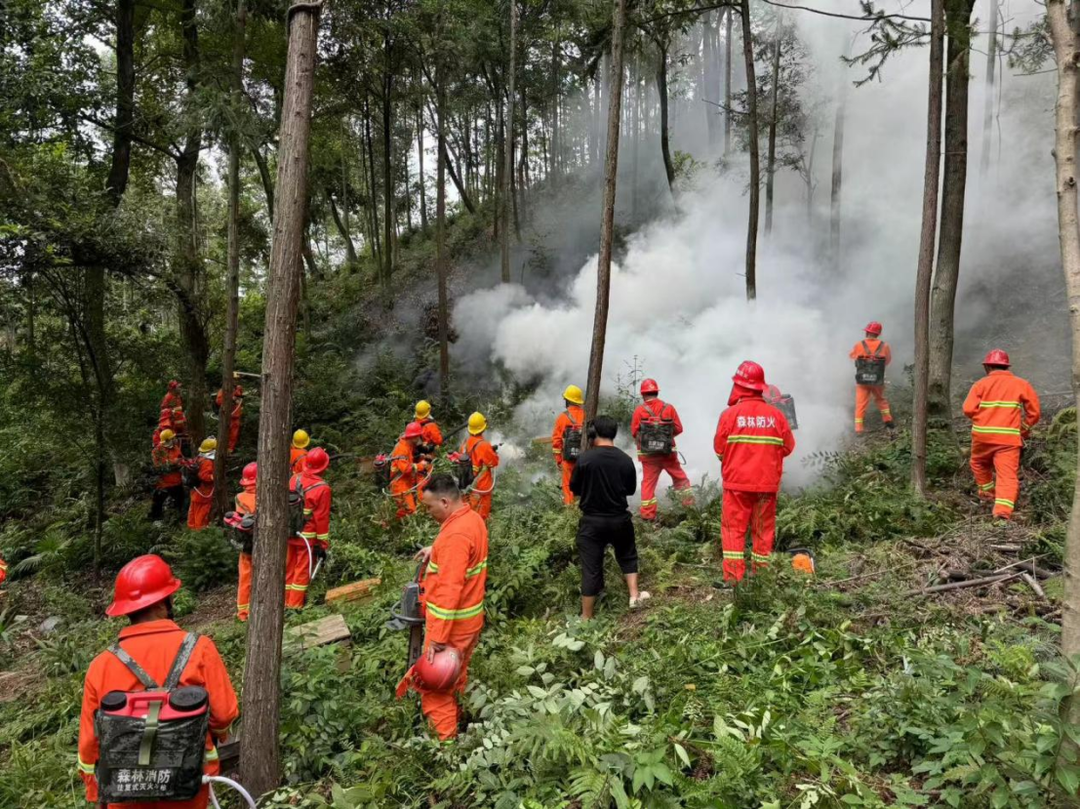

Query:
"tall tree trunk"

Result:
[[979, 0, 999, 179], [417, 104, 428, 231], [107, 0, 135, 206], [765, 25, 782, 237], [582, 0, 627, 441], [364, 96, 382, 266], [252, 143, 275, 221], [436, 17, 450, 395], [830, 71, 847, 273], [912, 0, 945, 497], [656, 43, 676, 197], [175, 0, 208, 446], [328, 193, 359, 266], [631, 56, 640, 219], [382, 34, 394, 287], [239, 1, 320, 797], [740, 0, 760, 301], [724, 8, 733, 157], [703, 12, 719, 145], [502, 0, 516, 283], [495, 97, 503, 240], [1047, 0, 1080, 744], [551, 34, 561, 187], [927, 0, 976, 421], [214, 0, 247, 520]]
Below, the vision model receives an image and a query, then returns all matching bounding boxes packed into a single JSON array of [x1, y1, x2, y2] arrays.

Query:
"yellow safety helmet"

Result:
[[198, 437, 217, 454], [292, 429, 311, 449], [414, 400, 432, 420], [159, 429, 176, 444], [562, 385, 585, 405], [468, 412, 488, 435]]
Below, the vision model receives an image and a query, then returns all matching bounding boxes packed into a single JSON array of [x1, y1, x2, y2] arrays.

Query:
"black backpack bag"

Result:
[[560, 411, 583, 463], [854, 341, 887, 386], [637, 403, 676, 456]]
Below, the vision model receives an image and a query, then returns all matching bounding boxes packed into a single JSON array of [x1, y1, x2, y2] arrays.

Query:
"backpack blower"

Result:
[[386, 565, 426, 671]]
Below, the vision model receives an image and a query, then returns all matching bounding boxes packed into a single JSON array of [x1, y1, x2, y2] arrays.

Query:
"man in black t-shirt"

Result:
[[570, 415, 651, 620]]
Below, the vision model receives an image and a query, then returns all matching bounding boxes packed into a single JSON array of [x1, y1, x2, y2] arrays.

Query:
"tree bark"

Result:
[[501, 0, 516, 283], [928, 0, 976, 421], [239, 1, 321, 797], [213, 0, 247, 520], [724, 8, 733, 157], [765, 24, 782, 237], [417, 104, 428, 231], [912, 0, 945, 497], [582, 0, 627, 442], [656, 44, 676, 198], [382, 31, 394, 286], [436, 13, 450, 395], [551, 34, 561, 187], [631, 55, 640, 219], [252, 143, 275, 222], [703, 12, 719, 145], [328, 192, 359, 267], [364, 95, 381, 266], [107, 0, 135, 206], [1047, 0, 1080, 744], [979, 0, 999, 179], [740, 0, 759, 301], [830, 69, 847, 273]]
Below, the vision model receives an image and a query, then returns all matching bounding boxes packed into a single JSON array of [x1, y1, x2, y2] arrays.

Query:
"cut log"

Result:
[[285, 613, 351, 650], [324, 577, 381, 604]]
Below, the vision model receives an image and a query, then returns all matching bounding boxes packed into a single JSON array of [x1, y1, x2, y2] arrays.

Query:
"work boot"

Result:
[[884, 421, 895, 431]]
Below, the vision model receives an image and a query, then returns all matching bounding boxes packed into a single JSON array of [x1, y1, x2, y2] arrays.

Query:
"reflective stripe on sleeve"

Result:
[[465, 560, 488, 578], [426, 600, 484, 620], [77, 756, 95, 775]]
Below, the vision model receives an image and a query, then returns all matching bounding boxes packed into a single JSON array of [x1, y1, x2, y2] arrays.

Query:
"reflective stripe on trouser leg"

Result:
[[750, 493, 777, 572], [854, 386, 870, 431], [418, 633, 479, 740], [970, 441, 997, 502], [991, 445, 1021, 518], [721, 489, 752, 582], [872, 387, 892, 423], [639, 458, 662, 519], [284, 543, 311, 608]]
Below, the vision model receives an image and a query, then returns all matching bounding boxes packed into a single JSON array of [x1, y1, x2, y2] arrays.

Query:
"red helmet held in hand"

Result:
[[732, 360, 767, 392], [404, 421, 424, 439], [415, 646, 463, 691], [106, 555, 182, 617], [983, 348, 1011, 368], [305, 447, 330, 475], [639, 378, 659, 395], [864, 321, 883, 336]]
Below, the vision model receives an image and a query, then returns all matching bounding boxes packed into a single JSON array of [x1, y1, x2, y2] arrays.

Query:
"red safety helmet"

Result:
[[983, 348, 1011, 367], [168, 380, 181, 391], [864, 321, 883, 336], [640, 378, 660, 395], [732, 360, 767, 392], [305, 447, 330, 475], [404, 421, 424, 440], [240, 462, 257, 487], [763, 384, 782, 403], [106, 555, 182, 617], [415, 646, 463, 692]]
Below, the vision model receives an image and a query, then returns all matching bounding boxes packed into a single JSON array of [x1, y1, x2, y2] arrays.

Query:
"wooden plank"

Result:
[[324, 576, 381, 604], [285, 613, 351, 650]]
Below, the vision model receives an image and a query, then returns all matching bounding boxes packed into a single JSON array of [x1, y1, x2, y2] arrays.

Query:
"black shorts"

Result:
[[576, 513, 638, 597]]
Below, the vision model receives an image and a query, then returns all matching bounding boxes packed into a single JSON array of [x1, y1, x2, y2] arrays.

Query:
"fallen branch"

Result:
[[991, 555, 1055, 579], [906, 571, 1023, 597], [1022, 573, 1047, 600]]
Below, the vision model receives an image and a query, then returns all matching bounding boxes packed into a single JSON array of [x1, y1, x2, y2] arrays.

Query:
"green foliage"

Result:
[[164, 528, 237, 593]]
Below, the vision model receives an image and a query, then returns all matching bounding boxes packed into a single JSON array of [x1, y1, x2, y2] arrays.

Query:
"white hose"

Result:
[[303, 536, 314, 580], [204, 775, 258, 809], [467, 465, 497, 495]]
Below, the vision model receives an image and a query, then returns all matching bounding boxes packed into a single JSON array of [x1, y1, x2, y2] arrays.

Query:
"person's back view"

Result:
[[569, 415, 650, 619]]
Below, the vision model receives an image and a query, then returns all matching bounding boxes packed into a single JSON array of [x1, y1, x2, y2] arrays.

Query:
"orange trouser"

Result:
[[285, 538, 318, 608], [392, 485, 417, 520], [720, 489, 777, 583], [639, 454, 693, 520], [228, 419, 240, 453], [970, 442, 1021, 519], [187, 493, 212, 529], [560, 461, 576, 504], [854, 385, 892, 432], [467, 491, 492, 520], [237, 552, 252, 621], [105, 785, 210, 809], [418, 633, 480, 741]]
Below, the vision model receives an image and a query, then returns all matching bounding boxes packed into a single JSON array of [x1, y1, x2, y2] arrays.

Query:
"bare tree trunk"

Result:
[[382, 33, 394, 287], [252, 144, 275, 222], [582, 0, 627, 441], [328, 193, 359, 267], [927, 0, 976, 421], [631, 56, 640, 219], [1047, 0, 1080, 743], [417, 104, 428, 231], [551, 34, 561, 187], [364, 96, 382, 266], [979, 0, 999, 180], [214, 0, 247, 520], [703, 12, 719, 145], [765, 24, 782, 237], [913, 0, 945, 497], [239, 1, 320, 797], [495, 97, 503, 240], [501, 0, 516, 283], [740, 0, 759, 301], [724, 8, 733, 157], [656, 44, 676, 198], [436, 15, 450, 395], [830, 73, 847, 273]]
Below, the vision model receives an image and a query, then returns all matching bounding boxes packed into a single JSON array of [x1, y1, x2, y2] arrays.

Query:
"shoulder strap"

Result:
[[163, 633, 199, 690], [108, 643, 160, 690], [565, 409, 580, 427], [860, 340, 871, 356]]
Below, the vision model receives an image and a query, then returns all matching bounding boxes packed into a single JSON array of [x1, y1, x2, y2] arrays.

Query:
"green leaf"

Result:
[[674, 743, 691, 769]]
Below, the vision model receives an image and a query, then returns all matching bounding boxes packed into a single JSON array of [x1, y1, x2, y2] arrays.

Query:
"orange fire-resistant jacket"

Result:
[[423, 504, 489, 644], [191, 455, 214, 500], [962, 369, 1041, 447], [151, 442, 184, 490], [292, 471, 331, 547], [631, 399, 684, 451], [236, 489, 256, 515], [849, 338, 893, 368], [390, 438, 421, 494], [552, 405, 586, 463], [77, 619, 239, 804], [461, 434, 499, 493], [290, 446, 309, 475], [713, 394, 796, 493], [418, 418, 443, 448]]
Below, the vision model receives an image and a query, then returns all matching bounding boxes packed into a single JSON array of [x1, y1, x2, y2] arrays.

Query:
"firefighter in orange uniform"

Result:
[[962, 349, 1041, 521], [461, 412, 499, 520], [77, 555, 239, 809], [214, 384, 244, 453], [160, 381, 188, 452], [234, 462, 257, 622], [713, 361, 796, 583], [398, 474, 488, 740], [552, 385, 586, 504], [150, 429, 187, 523], [414, 400, 444, 453], [849, 321, 894, 433], [390, 422, 428, 519], [290, 429, 311, 474], [286, 448, 332, 608], [631, 378, 694, 521], [186, 438, 216, 530]]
